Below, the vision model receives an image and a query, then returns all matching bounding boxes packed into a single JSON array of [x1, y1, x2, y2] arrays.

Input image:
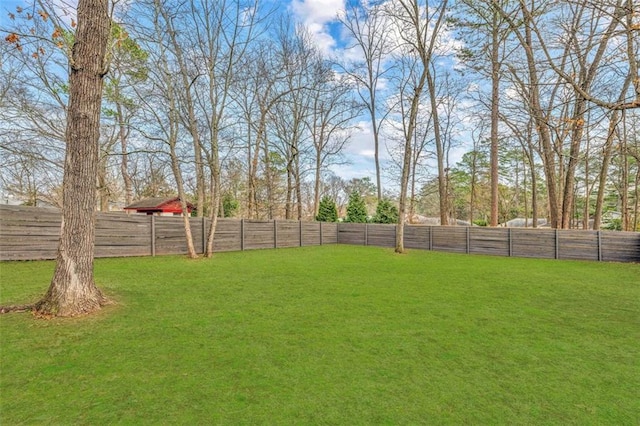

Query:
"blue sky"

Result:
[[287, 0, 396, 184], [0, 0, 387, 184], [1, 0, 471, 191]]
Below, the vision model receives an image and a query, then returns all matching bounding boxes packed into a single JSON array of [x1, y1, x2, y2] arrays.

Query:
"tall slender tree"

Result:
[[454, 1, 510, 227], [339, 2, 394, 202], [387, 0, 449, 253]]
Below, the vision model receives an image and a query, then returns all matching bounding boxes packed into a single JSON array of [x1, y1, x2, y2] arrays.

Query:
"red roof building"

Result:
[[124, 197, 195, 216]]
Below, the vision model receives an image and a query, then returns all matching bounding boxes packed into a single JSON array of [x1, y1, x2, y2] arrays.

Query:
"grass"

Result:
[[1, 245, 639, 425]]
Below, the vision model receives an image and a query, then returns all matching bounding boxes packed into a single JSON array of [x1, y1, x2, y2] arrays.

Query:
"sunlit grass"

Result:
[[1, 246, 639, 424]]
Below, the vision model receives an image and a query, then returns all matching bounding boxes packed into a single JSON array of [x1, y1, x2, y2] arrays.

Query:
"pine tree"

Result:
[[373, 199, 399, 224], [345, 191, 368, 223], [316, 196, 338, 222]]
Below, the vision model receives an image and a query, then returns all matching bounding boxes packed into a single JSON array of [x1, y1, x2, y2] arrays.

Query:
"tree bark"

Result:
[[161, 4, 206, 218], [35, 0, 110, 317], [592, 67, 633, 229], [116, 102, 134, 206], [394, 0, 448, 252], [427, 68, 449, 227], [522, 5, 559, 228], [489, 9, 500, 227]]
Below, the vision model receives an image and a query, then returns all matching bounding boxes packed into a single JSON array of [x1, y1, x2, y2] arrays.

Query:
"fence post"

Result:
[[150, 215, 156, 257], [319, 222, 323, 245], [365, 223, 368, 246], [274, 220, 278, 249], [508, 228, 512, 257], [202, 217, 206, 254], [597, 230, 602, 261], [300, 220, 303, 247], [429, 226, 433, 250], [395, 224, 398, 248], [466, 227, 470, 254], [555, 229, 559, 259], [241, 218, 245, 251]]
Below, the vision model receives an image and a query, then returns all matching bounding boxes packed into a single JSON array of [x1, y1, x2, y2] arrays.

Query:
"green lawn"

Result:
[[1, 246, 639, 424]]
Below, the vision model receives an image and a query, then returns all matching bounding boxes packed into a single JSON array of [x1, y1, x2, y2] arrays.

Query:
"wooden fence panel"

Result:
[[302, 222, 321, 246], [405, 225, 430, 250], [244, 220, 275, 250], [470, 228, 510, 257], [338, 223, 366, 245], [95, 213, 151, 257], [1, 205, 637, 262], [511, 229, 556, 259], [0, 206, 61, 260], [601, 231, 640, 262], [432, 226, 467, 253], [320, 223, 338, 244], [276, 220, 301, 248], [213, 219, 242, 252], [558, 230, 599, 261], [367, 224, 395, 247], [154, 216, 203, 255]]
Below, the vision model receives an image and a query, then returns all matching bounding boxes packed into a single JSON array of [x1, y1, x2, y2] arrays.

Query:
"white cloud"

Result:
[[291, 0, 344, 23], [290, 0, 345, 55]]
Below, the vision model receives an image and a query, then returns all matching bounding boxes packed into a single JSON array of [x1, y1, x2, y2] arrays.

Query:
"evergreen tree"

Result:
[[316, 196, 338, 222], [222, 193, 239, 218], [344, 191, 368, 223], [372, 199, 399, 224]]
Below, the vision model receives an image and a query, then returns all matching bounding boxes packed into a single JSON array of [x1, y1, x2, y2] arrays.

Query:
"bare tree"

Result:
[[1, 6, 69, 205], [386, 0, 449, 253], [234, 42, 289, 219], [339, 2, 394, 202], [187, 0, 264, 256], [131, 0, 199, 258], [156, 1, 206, 217], [270, 23, 314, 220], [307, 69, 358, 218]]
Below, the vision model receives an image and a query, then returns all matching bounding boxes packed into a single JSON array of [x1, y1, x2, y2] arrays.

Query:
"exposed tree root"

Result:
[[0, 295, 113, 318], [0, 304, 34, 314]]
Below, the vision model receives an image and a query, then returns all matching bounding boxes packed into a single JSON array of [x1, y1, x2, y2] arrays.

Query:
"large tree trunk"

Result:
[[489, 9, 500, 227], [35, 0, 110, 317]]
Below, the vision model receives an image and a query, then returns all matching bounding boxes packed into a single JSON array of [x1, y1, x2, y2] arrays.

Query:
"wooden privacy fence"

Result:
[[0, 205, 337, 261], [338, 223, 640, 263], [1, 205, 639, 262]]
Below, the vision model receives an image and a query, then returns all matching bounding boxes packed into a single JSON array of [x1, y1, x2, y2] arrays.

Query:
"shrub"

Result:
[[372, 199, 399, 224], [603, 219, 622, 231], [344, 191, 368, 223], [222, 194, 239, 218], [316, 196, 338, 222]]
